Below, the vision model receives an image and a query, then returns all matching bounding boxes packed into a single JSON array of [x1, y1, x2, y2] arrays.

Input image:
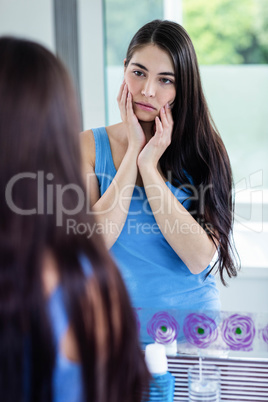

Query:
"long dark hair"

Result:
[[125, 20, 239, 284], [0, 37, 149, 402]]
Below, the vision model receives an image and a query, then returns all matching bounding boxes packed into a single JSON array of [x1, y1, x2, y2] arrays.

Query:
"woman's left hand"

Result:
[[137, 103, 173, 171]]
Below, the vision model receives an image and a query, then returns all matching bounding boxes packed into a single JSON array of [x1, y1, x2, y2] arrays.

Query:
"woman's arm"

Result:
[[80, 85, 145, 249], [138, 105, 216, 274]]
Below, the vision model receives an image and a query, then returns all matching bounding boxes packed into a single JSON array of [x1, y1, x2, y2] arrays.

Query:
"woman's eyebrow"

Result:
[[159, 72, 175, 77], [130, 62, 175, 76], [131, 62, 148, 71]]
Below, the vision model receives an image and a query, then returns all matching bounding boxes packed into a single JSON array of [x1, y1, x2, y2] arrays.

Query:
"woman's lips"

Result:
[[135, 102, 156, 112]]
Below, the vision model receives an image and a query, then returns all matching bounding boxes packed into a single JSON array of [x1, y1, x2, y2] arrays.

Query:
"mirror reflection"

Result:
[[103, 0, 268, 314], [1, 0, 267, 315]]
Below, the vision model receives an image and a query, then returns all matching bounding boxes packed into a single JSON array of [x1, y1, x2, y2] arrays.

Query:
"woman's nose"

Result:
[[141, 79, 155, 97]]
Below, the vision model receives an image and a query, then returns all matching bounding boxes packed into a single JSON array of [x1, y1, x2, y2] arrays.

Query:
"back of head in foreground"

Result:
[[0, 36, 149, 402]]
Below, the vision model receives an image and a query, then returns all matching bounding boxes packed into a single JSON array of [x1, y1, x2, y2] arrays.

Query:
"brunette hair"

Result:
[[0, 37, 149, 402], [125, 20, 239, 284]]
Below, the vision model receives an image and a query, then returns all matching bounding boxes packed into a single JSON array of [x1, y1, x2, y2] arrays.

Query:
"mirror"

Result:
[[103, 0, 268, 314], [1, 0, 267, 314]]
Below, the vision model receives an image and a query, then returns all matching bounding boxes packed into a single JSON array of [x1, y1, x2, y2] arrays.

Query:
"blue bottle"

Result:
[[144, 343, 175, 402]]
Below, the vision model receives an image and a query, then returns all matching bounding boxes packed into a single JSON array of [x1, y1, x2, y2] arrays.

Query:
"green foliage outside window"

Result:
[[104, 0, 268, 66], [104, 0, 163, 66], [183, 0, 268, 64]]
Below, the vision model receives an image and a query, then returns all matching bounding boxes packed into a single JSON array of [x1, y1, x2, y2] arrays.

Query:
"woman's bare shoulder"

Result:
[[80, 123, 126, 168], [80, 129, 96, 167]]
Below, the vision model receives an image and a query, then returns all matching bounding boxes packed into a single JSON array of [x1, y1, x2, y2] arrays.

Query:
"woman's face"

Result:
[[124, 44, 176, 122]]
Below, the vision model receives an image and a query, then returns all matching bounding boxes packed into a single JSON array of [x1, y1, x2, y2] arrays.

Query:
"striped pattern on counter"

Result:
[[168, 355, 268, 401]]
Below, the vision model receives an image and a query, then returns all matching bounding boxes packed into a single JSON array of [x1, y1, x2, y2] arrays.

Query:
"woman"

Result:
[[0, 37, 149, 402], [81, 20, 238, 312]]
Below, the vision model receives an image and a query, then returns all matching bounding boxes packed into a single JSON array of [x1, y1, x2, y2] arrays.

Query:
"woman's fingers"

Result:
[[122, 84, 128, 105], [159, 104, 173, 129], [126, 92, 134, 117], [165, 103, 173, 126], [127, 91, 140, 125], [160, 106, 168, 128], [116, 80, 125, 102], [117, 83, 128, 120], [155, 116, 163, 136], [155, 106, 172, 147]]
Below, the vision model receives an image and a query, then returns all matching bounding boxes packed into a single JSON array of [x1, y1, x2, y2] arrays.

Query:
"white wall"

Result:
[[78, 0, 105, 130], [216, 268, 268, 313], [0, 0, 54, 51], [0, 0, 106, 131]]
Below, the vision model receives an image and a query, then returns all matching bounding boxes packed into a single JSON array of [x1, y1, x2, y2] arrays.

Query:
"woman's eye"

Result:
[[133, 70, 144, 77], [160, 78, 173, 84]]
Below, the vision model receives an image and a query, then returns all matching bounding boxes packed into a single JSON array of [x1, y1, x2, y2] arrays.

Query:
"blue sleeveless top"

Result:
[[46, 255, 92, 401], [92, 127, 220, 312], [48, 287, 84, 402]]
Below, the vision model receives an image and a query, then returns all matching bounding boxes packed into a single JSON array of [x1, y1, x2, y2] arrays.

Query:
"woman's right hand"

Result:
[[117, 82, 146, 154]]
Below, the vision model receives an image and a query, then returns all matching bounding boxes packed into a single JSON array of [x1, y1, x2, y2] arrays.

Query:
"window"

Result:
[[102, 0, 268, 296], [181, 0, 268, 277]]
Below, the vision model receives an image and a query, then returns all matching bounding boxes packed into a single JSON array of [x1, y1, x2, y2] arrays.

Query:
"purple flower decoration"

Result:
[[183, 313, 218, 348], [221, 314, 255, 351], [147, 311, 179, 344], [260, 324, 268, 344]]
